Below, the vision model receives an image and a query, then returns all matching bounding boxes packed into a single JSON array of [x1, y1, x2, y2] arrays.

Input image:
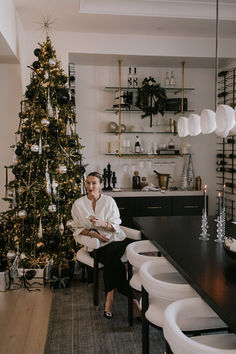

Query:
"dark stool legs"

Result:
[[128, 261, 134, 328], [142, 286, 149, 354], [93, 249, 99, 309]]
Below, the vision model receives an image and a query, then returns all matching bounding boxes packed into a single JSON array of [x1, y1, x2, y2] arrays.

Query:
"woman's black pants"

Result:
[[89, 238, 133, 298]]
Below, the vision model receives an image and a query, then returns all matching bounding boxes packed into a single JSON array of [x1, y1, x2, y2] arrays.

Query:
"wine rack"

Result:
[[216, 68, 236, 221]]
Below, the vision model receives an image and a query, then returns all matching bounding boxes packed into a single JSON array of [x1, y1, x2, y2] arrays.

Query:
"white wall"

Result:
[[0, 64, 22, 211], [76, 64, 217, 215], [0, 0, 18, 58]]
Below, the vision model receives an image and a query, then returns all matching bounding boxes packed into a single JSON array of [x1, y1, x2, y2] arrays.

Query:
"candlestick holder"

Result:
[[199, 209, 210, 240], [215, 208, 225, 243]]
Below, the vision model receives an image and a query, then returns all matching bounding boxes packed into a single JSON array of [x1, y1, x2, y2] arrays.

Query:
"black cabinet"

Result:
[[135, 197, 172, 216], [172, 196, 206, 216], [113, 195, 205, 227]]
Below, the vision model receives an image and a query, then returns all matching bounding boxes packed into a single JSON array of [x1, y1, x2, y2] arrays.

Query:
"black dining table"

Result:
[[133, 215, 236, 333]]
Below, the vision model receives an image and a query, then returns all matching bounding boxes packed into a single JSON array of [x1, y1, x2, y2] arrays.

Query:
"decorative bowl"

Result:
[[223, 237, 236, 261]]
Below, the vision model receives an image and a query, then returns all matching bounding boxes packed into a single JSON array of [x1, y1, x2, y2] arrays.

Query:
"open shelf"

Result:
[[104, 131, 176, 134], [104, 153, 191, 158], [105, 108, 194, 114], [104, 87, 195, 94]]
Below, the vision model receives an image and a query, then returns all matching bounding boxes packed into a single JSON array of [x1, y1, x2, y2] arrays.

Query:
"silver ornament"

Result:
[[59, 165, 67, 174], [44, 71, 49, 80], [49, 58, 56, 67], [18, 209, 27, 219], [66, 220, 73, 229], [31, 144, 39, 153], [7, 251, 16, 260], [41, 118, 50, 127], [66, 119, 72, 136], [38, 217, 43, 238], [39, 137, 42, 155], [48, 203, 57, 213]]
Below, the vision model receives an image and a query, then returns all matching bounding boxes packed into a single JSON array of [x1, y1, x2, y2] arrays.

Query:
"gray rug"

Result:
[[44, 276, 165, 354]]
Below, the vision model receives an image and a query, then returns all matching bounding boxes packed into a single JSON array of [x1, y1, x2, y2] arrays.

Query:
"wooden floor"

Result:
[[0, 286, 53, 354]]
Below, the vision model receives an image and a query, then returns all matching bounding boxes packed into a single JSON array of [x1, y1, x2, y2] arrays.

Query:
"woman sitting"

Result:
[[71, 171, 140, 319]]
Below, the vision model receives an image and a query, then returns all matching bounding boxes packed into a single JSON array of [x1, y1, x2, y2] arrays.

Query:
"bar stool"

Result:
[[75, 226, 141, 309], [126, 240, 166, 327], [163, 297, 233, 354], [139, 259, 199, 354]]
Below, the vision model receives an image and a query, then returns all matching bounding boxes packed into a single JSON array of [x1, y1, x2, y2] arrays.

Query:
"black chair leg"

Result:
[[128, 262, 133, 328], [142, 286, 149, 354], [93, 249, 99, 309]]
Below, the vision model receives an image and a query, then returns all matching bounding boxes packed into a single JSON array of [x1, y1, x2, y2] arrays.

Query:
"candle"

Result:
[[218, 192, 221, 215], [204, 185, 207, 212], [223, 184, 225, 211]]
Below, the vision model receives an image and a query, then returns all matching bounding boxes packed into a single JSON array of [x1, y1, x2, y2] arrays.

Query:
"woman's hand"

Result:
[[89, 216, 106, 228], [91, 231, 109, 243]]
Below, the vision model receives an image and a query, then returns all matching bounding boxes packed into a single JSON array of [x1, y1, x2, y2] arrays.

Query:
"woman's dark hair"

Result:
[[87, 172, 103, 183]]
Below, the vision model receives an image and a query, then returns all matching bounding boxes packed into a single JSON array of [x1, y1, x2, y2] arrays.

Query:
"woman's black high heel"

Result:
[[104, 311, 113, 319]]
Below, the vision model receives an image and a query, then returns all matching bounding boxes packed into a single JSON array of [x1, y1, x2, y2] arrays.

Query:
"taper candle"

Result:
[[204, 185, 207, 212], [223, 184, 225, 211]]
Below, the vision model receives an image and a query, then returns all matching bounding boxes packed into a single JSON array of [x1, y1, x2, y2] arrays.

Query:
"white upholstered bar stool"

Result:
[[75, 226, 141, 309], [139, 259, 199, 354], [126, 240, 167, 327], [163, 297, 233, 354]]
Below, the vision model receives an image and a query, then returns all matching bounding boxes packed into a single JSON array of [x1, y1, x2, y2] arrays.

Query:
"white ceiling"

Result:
[[14, 0, 236, 38], [3, 0, 236, 67]]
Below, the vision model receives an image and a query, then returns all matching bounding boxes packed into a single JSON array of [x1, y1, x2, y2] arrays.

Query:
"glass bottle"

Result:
[[135, 136, 141, 153], [133, 67, 138, 88], [170, 70, 176, 87], [128, 67, 133, 88], [164, 72, 170, 87]]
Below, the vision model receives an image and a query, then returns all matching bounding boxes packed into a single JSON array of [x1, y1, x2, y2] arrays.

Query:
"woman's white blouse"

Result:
[[71, 194, 126, 247]]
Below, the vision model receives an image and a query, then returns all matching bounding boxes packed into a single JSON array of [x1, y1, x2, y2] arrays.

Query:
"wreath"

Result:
[[136, 77, 167, 127]]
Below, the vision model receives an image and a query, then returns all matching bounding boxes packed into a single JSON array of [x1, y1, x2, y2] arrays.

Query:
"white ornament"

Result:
[[59, 165, 67, 174], [47, 89, 54, 118], [52, 179, 58, 195], [59, 222, 64, 236], [66, 220, 73, 229], [31, 144, 39, 153], [49, 58, 56, 67], [48, 204, 56, 213], [44, 71, 49, 80], [18, 210, 27, 219], [41, 118, 50, 127], [38, 217, 43, 238], [20, 253, 27, 260], [39, 137, 42, 155], [7, 251, 16, 260]]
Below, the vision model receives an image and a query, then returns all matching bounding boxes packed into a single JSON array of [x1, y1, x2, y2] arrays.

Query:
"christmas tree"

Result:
[[0, 36, 85, 272]]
